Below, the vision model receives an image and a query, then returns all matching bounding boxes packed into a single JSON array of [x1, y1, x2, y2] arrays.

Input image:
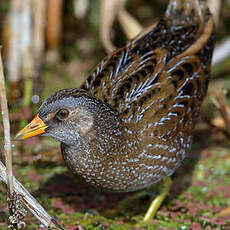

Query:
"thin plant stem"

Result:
[[0, 49, 14, 199], [0, 49, 63, 229]]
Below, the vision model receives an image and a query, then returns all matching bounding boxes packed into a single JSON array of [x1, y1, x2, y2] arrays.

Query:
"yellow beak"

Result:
[[15, 114, 48, 140]]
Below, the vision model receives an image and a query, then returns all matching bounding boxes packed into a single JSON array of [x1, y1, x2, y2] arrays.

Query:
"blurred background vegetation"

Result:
[[0, 0, 230, 229]]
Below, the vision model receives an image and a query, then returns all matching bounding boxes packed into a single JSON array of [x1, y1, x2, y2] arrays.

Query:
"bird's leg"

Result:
[[143, 176, 172, 221]]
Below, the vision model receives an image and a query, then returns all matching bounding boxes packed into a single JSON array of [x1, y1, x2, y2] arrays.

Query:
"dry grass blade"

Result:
[[100, 0, 119, 53], [46, 0, 63, 63], [0, 49, 14, 203], [32, 0, 46, 96], [100, 0, 126, 53], [117, 8, 143, 40], [207, 0, 221, 25], [8, 0, 22, 102], [210, 87, 230, 130]]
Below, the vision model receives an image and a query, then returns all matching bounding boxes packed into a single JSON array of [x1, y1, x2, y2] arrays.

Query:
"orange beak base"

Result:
[[15, 114, 48, 140]]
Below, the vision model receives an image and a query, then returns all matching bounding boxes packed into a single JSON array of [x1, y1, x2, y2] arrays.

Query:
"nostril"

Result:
[[30, 124, 39, 129]]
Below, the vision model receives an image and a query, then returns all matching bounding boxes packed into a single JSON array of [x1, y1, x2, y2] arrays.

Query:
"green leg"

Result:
[[143, 176, 172, 221]]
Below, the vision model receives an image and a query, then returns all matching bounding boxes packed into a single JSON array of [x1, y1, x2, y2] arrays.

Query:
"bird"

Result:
[[16, 0, 215, 221]]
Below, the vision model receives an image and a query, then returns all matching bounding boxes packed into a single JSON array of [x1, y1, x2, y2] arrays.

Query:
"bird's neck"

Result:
[[60, 104, 126, 165]]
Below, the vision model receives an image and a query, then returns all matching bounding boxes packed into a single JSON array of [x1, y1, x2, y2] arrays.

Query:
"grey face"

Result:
[[38, 96, 94, 146]]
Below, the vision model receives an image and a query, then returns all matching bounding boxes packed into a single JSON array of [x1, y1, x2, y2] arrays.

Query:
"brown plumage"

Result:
[[16, 0, 215, 195], [77, 0, 215, 191]]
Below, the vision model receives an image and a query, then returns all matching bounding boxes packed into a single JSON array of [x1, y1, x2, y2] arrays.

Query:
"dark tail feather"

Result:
[[166, 0, 202, 26]]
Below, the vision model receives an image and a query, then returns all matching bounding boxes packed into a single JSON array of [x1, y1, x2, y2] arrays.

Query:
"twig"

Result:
[[0, 161, 64, 229], [0, 48, 14, 204]]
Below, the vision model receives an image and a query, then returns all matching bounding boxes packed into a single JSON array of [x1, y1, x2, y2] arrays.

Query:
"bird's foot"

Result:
[[143, 176, 172, 221]]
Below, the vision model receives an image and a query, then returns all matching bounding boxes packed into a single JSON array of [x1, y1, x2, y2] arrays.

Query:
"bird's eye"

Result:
[[56, 109, 69, 120]]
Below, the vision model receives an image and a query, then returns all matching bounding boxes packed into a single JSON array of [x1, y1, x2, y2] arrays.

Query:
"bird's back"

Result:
[[81, 0, 214, 126]]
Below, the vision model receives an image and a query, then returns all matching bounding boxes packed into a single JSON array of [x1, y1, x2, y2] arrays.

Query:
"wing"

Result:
[[81, 10, 201, 111], [81, 43, 168, 112], [82, 9, 214, 139]]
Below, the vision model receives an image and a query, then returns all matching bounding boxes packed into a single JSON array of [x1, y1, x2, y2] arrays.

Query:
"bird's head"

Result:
[[15, 88, 97, 145]]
